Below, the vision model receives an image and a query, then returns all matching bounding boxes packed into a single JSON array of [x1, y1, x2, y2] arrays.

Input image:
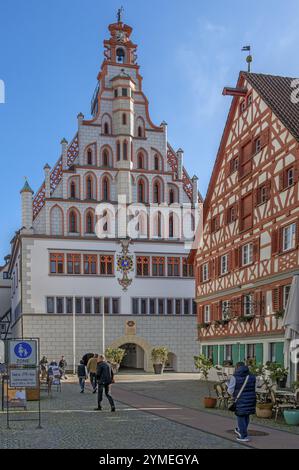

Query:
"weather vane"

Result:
[[117, 6, 124, 23], [241, 45, 252, 73]]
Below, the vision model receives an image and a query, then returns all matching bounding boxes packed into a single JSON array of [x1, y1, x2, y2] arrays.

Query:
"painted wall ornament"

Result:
[[117, 238, 134, 291]]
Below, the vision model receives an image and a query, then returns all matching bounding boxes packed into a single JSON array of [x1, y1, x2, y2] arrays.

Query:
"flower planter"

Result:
[[204, 397, 217, 408], [283, 410, 299, 426], [153, 364, 164, 375], [277, 376, 287, 389], [256, 402, 273, 418]]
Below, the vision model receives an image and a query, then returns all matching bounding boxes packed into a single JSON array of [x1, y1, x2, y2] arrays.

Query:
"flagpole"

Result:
[[102, 296, 105, 354]]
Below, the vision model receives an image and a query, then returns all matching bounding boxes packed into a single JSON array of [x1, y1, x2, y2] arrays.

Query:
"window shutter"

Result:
[[209, 260, 214, 280], [296, 219, 299, 247], [261, 128, 269, 147], [254, 291, 263, 316], [235, 296, 242, 316], [279, 171, 285, 191], [253, 237, 260, 262], [278, 227, 283, 253], [271, 229, 279, 255], [253, 188, 259, 207], [234, 247, 240, 269], [272, 287, 282, 312], [200, 265, 203, 283]]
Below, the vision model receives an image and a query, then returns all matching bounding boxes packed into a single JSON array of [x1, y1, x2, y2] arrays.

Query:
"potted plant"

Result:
[[105, 347, 126, 374], [250, 363, 274, 418], [194, 354, 217, 408], [267, 362, 288, 389], [151, 346, 169, 374], [274, 309, 285, 320]]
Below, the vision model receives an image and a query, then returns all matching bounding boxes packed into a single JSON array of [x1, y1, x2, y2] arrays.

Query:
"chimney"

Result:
[[44, 163, 51, 198], [20, 179, 34, 231], [176, 148, 184, 180], [61, 138, 68, 170], [192, 175, 199, 205]]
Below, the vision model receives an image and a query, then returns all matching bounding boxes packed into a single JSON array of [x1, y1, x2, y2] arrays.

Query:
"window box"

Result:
[[237, 315, 254, 323]]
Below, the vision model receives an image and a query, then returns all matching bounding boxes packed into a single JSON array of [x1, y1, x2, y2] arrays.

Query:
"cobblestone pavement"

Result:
[[117, 376, 299, 434], [0, 381, 243, 449]]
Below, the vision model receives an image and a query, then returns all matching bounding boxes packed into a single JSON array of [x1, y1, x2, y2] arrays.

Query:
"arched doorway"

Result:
[[107, 335, 153, 371], [165, 352, 177, 372], [120, 343, 145, 371]]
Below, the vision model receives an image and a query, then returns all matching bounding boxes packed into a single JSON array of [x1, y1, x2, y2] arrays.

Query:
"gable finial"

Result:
[[117, 6, 124, 23], [241, 45, 252, 73]]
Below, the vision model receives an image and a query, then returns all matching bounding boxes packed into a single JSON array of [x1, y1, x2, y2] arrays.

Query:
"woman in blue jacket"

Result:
[[227, 362, 256, 442]]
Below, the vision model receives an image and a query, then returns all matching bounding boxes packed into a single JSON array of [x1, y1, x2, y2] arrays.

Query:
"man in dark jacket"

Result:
[[94, 355, 115, 412], [227, 362, 256, 442]]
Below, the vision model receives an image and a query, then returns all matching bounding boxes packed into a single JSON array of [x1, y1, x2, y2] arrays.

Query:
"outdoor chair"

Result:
[[214, 383, 227, 409], [270, 389, 296, 421]]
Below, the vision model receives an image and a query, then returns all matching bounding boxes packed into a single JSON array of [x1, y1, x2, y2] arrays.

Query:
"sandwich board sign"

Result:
[[8, 340, 37, 366], [9, 368, 38, 388]]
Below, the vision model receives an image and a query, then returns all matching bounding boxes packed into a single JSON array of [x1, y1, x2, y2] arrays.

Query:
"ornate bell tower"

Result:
[[101, 11, 139, 204]]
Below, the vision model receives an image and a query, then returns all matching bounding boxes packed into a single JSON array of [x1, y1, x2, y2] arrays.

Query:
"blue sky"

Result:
[[0, 0, 299, 261]]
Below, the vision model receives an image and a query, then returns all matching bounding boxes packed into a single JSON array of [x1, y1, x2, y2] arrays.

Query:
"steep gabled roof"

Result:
[[243, 72, 299, 141], [204, 71, 299, 221]]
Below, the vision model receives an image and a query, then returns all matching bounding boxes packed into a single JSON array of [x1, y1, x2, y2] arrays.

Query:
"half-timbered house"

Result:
[[195, 72, 299, 367]]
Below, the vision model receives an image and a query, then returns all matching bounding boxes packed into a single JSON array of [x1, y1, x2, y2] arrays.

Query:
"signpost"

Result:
[[5, 338, 41, 429]]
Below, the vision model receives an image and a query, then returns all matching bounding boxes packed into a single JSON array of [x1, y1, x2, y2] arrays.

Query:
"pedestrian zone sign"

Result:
[[9, 340, 37, 366]]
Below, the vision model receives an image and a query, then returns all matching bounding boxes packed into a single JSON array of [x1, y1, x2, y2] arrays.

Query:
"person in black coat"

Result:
[[77, 360, 88, 393], [227, 362, 256, 442], [94, 355, 115, 412]]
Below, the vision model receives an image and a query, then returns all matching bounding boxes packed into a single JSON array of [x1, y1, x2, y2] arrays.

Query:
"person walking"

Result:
[[94, 355, 115, 412], [227, 362, 256, 443], [87, 354, 98, 393], [77, 360, 88, 393], [58, 356, 68, 379]]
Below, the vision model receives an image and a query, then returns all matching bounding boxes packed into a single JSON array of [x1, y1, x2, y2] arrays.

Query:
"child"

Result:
[[77, 360, 88, 393]]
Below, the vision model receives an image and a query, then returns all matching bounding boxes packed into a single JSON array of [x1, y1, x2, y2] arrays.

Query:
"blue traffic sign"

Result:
[[14, 342, 32, 359]]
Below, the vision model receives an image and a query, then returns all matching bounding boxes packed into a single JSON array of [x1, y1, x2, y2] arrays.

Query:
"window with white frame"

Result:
[[224, 344, 232, 361], [204, 305, 211, 323], [222, 300, 230, 319], [221, 254, 229, 275], [287, 167, 294, 187], [243, 294, 253, 316], [202, 263, 209, 282], [283, 285, 291, 309], [282, 223, 296, 252], [242, 243, 253, 266]]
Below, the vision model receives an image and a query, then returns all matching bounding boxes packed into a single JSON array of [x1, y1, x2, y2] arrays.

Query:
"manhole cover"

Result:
[[227, 429, 269, 437]]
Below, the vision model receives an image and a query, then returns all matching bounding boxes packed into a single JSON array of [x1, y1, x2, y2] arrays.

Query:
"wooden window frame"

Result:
[[67, 253, 81, 275], [100, 255, 114, 275], [50, 253, 64, 274], [152, 257, 165, 277], [83, 254, 98, 275], [167, 257, 180, 277], [136, 256, 150, 276]]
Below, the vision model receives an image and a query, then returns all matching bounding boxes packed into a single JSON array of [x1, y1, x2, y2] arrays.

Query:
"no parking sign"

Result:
[[8, 340, 37, 366]]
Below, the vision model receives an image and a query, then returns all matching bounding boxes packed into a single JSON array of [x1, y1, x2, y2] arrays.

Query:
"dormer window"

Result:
[[116, 48, 125, 64]]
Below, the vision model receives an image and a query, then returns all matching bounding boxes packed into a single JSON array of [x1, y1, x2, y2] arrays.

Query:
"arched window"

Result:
[[122, 113, 127, 125], [86, 176, 93, 199], [102, 177, 109, 201], [138, 126, 143, 138], [86, 211, 94, 234], [102, 149, 109, 167], [69, 210, 78, 233], [116, 48, 125, 63], [153, 181, 160, 204], [103, 210, 109, 232], [155, 212, 162, 237], [123, 141, 128, 160], [154, 155, 159, 171], [87, 149, 93, 165], [117, 141, 121, 161], [169, 189, 175, 204], [137, 153, 144, 169], [138, 180, 145, 203], [169, 213, 174, 238], [70, 181, 76, 199], [104, 122, 109, 135]]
